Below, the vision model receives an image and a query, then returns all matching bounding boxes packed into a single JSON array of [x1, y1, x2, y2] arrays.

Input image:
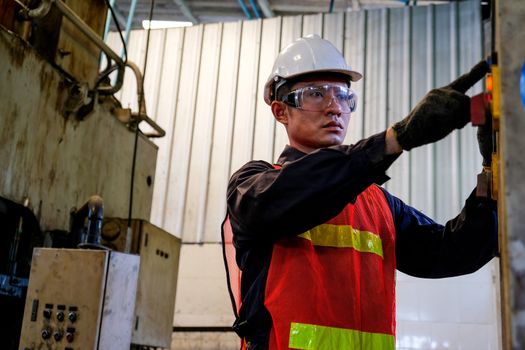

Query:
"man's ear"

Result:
[[271, 101, 288, 125]]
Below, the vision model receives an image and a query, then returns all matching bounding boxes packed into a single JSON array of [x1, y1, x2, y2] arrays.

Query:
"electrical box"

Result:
[[102, 219, 181, 348], [18, 248, 139, 350]]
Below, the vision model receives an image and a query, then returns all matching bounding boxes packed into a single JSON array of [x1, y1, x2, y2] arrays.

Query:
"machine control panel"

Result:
[[25, 302, 79, 348], [19, 248, 139, 350]]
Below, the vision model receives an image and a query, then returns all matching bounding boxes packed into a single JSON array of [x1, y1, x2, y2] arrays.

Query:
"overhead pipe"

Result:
[[26, 0, 52, 18], [52, 0, 125, 94], [256, 0, 275, 18], [125, 61, 166, 138], [26, 0, 125, 95], [237, 0, 252, 20], [248, 0, 261, 19], [25, 0, 164, 137]]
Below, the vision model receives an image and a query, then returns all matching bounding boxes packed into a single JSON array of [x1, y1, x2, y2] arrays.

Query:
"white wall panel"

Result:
[[205, 22, 242, 242], [142, 30, 167, 127], [302, 13, 323, 36], [385, 7, 411, 201], [149, 28, 184, 229], [253, 17, 281, 162], [164, 25, 203, 238], [273, 15, 302, 161], [364, 8, 388, 137], [323, 12, 344, 51], [409, 5, 435, 215], [434, 4, 461, 222], [184, 23, 223, 243], [344, 10, 366, 143], [230, 20, 262, 174]]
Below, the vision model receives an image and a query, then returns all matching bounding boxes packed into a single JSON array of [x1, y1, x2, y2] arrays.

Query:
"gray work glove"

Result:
[[392, 60, 490, 151], [477, 115, 493, 167]]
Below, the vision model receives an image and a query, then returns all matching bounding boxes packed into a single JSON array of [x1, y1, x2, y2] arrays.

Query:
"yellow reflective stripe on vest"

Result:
[[289, 322, 395, 350], [298, 224, 383, 258]]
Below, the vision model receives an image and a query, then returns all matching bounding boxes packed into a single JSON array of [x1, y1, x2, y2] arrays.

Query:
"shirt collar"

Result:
[[276, 145, 307, 166]]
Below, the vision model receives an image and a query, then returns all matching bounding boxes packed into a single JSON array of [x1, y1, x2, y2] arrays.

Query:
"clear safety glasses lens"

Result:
[[282, 85, 358, 113]]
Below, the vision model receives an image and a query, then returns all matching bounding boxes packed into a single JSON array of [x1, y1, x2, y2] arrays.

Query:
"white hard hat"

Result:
[[263, 34, 362, 105]]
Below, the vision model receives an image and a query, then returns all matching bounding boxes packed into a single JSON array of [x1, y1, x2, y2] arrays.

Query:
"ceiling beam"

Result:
[[173, 0, 199, 24], [257, 0, 275, 17]]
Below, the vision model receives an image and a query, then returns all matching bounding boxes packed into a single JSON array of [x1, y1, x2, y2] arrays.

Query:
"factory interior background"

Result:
[[1, 0, 524, 349]]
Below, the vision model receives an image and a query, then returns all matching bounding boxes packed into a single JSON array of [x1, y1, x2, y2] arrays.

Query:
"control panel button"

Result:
[[56, 311, 64, 322], [53, 330, 63, 341], [66, 329, 75, 343], [68, 311, 77, 323], [43, 309, 52, 319], [41, 328, 51, 340]]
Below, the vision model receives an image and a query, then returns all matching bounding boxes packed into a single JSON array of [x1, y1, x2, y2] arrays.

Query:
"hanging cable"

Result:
[[127, 0, 155, 230], [98, 0, 128, 90]]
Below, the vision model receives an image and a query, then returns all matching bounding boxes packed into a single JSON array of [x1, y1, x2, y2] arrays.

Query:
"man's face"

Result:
[[272, 75, 351, 153]]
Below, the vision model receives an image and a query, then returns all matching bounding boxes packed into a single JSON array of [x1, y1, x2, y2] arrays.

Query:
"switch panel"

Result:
[[18, 248, 139, 350]]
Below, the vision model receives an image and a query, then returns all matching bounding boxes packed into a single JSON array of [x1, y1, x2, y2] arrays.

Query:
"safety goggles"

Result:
[[281, 84, 358, 113]]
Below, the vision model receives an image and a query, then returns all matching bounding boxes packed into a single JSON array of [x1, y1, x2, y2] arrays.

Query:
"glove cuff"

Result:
[[391, 121, 413, 151]]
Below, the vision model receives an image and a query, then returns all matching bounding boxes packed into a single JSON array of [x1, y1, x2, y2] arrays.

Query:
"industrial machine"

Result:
[[2, 0, 175, 348], [16, 194, 180, 349]]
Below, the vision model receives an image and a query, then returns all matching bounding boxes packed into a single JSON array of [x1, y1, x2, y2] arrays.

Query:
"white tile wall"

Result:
[[174, 244, 236, 327], [396, 260, 500, 349], [171, 332, 239, 350]]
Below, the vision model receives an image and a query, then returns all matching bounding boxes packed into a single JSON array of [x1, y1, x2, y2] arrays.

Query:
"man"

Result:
[[223, 35, 498, 350]]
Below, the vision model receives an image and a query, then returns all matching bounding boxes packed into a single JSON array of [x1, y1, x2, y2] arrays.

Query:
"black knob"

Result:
[[41, 329, 51, 340], [53, 330, 63, 341], [66, 332, 74, 343], [56, 311, 64, 322], [43, 309, 52, 319], [68, 311, 77, 323]]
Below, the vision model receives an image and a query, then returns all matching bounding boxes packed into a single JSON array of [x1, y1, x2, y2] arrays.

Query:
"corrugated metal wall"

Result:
[[108, 1, 483, 244]]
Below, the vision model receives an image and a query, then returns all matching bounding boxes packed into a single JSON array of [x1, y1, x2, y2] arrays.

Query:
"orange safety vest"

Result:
[[264, 184, 397, 349]]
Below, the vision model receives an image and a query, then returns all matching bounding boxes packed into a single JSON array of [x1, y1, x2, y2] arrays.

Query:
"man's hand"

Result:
[[392, 60, 489, 151]]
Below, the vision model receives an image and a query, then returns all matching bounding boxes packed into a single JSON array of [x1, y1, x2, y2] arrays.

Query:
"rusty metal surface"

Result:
[[55, 0, 108, 87], [496, 0, 525, 348], [0, 27, 157, 231], [0, 0, 17, 30], [30, 4, 63, 63]]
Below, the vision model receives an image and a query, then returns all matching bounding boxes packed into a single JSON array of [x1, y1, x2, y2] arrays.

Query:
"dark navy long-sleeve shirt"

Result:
[[225, 131, 498, 345]]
